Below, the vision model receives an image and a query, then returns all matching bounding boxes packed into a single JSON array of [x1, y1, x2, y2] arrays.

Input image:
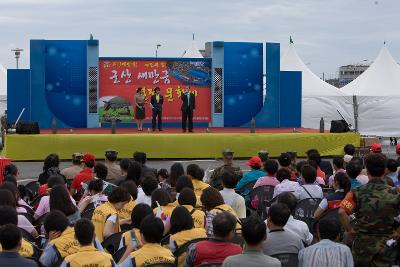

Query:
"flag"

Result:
[[155, 201, 166, 221]]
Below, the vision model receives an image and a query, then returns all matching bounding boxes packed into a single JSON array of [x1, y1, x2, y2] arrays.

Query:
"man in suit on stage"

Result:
[[150, 87, 164, 131], [181, 85, 196, 132]]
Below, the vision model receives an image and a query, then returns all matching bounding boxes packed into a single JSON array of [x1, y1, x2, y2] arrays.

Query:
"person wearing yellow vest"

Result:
[[117, 181, 138, 221], [175, 175, 202, 207], [0, 224, 37, 267], [0, 237, 35, 258], [169, 206, 207, 267], [119, 203, 153, 261], [40, 210, 103, 266], [92, 187, 131, 243], [78, 178, 108, 213], [187, 164, 210, 197], [0, 206, 37, 259], [60, 219, 115, 267], [151, 188, 176, 218], [119, 215, 175, 267], [201, 187, 241, 236], [178, 188, 205, 228], [174, 175, 194, 203]]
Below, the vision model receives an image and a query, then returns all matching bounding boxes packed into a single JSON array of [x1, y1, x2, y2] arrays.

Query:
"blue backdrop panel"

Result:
[[254, 43, 281, 127], [30, 40, 87, 128], [7, 69, 31, 122], [279, 71, 302, 127], [30, 40, 46, 126], [223, 42, 263, 126]]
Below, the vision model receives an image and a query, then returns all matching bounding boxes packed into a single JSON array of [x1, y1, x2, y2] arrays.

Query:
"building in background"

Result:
[[338, 62, 370, 87], [325, 78, 340, 88]]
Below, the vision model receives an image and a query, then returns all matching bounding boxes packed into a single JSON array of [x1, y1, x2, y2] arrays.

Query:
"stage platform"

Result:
[[2, 128, 360, 161]]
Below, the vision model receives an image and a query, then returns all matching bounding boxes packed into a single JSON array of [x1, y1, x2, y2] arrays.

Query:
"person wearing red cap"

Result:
[[235, 156, 266, 202], [396, 144, 400, 158], [370, 143, 382, 154], [70, 154, 95, 199]]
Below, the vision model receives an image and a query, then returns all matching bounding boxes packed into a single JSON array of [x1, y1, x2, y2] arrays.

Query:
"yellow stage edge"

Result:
[[2, 132, 360, 161]]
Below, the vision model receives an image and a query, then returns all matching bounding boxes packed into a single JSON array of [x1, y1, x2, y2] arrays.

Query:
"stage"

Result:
[[2, 128, 360, 161]]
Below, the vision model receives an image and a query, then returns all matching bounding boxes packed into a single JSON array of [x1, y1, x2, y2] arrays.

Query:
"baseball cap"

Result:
[[343, 154, 353, 163], [245, 156, 263, 167], [82, 154, 95, 164], [72, 152, 83, 159], [105, 149, 118, 155], [222, 148, 234, 155], [396, 144, 400, 155], [370, 143, 382, 153]]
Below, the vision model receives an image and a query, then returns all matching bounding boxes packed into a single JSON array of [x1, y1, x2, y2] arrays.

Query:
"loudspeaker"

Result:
[[330, 120, 350, 133], [16, 121, 40, 134]]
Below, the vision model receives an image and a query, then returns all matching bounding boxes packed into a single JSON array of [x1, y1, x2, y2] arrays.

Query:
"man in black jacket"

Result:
[[150, 87, 164, 131], [181, 86, 196, 132]]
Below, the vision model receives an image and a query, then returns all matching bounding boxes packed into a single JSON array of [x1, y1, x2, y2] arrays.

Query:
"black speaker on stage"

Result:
[[15, 121, 40, 134], [330, 120, 350, 133]]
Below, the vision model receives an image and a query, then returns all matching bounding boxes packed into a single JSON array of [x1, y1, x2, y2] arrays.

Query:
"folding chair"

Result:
[[102, 232, 123, 255], [249, 185, 275, 220], [271, 253, 299, 267], [293, 198, 322, 231]]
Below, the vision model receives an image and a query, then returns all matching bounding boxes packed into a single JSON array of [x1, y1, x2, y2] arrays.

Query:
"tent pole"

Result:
[[352, 95, 359, 132]]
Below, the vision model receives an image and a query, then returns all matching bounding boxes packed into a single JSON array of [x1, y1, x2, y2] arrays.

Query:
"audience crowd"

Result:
[[0, 144, 399, 267]]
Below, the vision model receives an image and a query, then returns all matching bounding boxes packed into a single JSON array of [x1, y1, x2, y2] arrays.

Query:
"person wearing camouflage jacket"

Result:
[[210, 149, 243, 190], [340, 153, 400, 267]]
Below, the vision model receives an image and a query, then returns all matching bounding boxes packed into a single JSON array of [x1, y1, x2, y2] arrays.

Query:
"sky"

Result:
[[0, 0, 399, 80]]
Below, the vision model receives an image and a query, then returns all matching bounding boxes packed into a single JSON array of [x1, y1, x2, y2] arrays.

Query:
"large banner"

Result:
[[99, 59, 211, 124]]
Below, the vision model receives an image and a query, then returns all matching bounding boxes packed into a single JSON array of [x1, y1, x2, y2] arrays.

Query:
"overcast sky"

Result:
[[0, 0, 398, 78]]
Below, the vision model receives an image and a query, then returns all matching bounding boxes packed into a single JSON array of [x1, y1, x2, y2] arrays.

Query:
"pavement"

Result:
[[13, 159, 251, 185], [11, 137, 399, 185]]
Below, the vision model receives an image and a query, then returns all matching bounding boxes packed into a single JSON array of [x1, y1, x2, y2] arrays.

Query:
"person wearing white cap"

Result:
[[343, 154, 353, 166]]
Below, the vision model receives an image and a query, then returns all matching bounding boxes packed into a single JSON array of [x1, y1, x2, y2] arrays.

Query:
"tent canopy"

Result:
[[182, 41, 203, 58], [342, 46, 400, 96], [341, 45, 400, 136], [281, 43, 345, 97], [280, 42, 352, 129]]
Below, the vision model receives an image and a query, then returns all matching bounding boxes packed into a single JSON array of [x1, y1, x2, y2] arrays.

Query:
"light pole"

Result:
[[156, 44, 161, 58], [11, 48, 23, 69]]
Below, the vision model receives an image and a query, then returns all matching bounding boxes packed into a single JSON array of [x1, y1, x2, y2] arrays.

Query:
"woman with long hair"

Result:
[[200, 187, 240, 236], [169, 206, 207, 265], [134, 87, 146, 131], [38, 153, 61, 185], [49, 185, 80, 224], [1, 182, 30, 214], [169, 163, 185, 188], [126, 161, 142, 185], [0, 189, 38, 237]]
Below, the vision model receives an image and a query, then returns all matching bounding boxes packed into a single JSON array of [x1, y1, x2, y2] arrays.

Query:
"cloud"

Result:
[[0, 0, 398, 77]]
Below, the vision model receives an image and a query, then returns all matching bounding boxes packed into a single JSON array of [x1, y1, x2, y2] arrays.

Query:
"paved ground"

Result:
[[12, 137, 399, 185], [13, 159, 251, 184]]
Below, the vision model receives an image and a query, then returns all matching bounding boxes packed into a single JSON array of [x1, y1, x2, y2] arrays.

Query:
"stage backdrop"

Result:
[[99, 58, 211, 124]]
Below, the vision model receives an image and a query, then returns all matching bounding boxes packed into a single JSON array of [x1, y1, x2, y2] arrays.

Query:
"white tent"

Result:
[[281, 43, 352, 130], [182, 41, 203, 58], [342, 46, 400, 136]]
